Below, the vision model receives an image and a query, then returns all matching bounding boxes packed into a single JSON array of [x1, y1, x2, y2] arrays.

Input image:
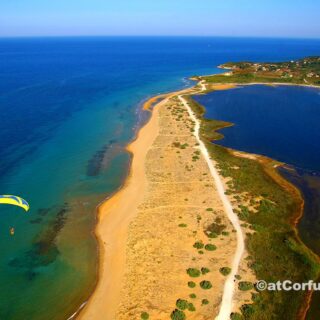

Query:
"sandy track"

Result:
[[178, 94, 245, 320]]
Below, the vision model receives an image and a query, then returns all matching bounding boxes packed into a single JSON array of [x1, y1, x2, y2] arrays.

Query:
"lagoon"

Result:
[[194, 85, 320, 172]]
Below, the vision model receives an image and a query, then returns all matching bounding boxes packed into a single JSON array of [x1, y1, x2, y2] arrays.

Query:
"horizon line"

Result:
[[0, 34, 320, 40]]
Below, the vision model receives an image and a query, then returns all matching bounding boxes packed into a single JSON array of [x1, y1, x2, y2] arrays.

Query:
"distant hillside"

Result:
[[202, 57, 320, 86]]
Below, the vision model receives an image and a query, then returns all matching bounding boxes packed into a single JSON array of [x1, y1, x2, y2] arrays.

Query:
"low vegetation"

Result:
[[172, 142, 189, 149], [178, 223, 187, 228], [219, 267, 231, 276], [176, 299, 189, 310], [230, 313, 243, 320], [200, 280, 212, 290], [204, 220, 226, 238], [193, 241, 204, 249], [186, 268, 201, 277], [171, 309, 186, 320], [201, 267, 210, 275], [188, 303, 196, 312], [238, 281, 254, 291], [204, 244, 217, 251], [201, 299, 209, 305]]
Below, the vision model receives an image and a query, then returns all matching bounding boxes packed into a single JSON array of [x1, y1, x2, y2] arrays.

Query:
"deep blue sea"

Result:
[[1, 37, 320, 320]]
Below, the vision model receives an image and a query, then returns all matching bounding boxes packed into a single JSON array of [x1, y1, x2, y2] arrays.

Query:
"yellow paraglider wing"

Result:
[[0, 195, 29, 212]]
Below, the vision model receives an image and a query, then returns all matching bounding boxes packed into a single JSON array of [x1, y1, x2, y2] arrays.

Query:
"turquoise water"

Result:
[[1, 37, 320, 319]]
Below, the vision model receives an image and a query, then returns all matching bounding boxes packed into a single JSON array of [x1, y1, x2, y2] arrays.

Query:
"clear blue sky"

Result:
[[0, 0, 319, 38]]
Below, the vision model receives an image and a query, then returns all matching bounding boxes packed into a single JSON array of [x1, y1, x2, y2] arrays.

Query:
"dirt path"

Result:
[[178, 94, 245, 320]]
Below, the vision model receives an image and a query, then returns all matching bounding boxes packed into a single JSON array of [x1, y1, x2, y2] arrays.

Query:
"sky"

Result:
[[0, 0, 319, 38]]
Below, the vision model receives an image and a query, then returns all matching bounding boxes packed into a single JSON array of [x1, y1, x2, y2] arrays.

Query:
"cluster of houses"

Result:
[[306, 72, 319, 78], [219, 57, 320, 83], [241, 59, 320, 80]]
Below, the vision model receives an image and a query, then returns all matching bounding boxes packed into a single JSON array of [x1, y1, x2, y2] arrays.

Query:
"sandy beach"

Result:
[[78, 93, 166, 320]]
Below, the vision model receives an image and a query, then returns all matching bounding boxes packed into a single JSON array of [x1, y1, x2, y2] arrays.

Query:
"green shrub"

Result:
[[188, 303, 196, 312], [206, 208, 213, 211], [205, 244, 217, 251], [201, 267, 210, 275], [201, 299, 209, 305], [207, 232, 218, 238], [241, 304, 255, 317], [171, 309, 186, 320], [200, 280, 212, 290], [187, 268, 201, 277], [193, 241, 204, 249], [238, 205, 250, 220], [205, 222, 226, 235], [219, 267, 231, 276], [188, 281, 196, 288], [230, 312, 243, 320], [141, 312, 149, 320], [176, 299, 189, 310], [251, 293, 261, 303], [235, 274, 241, 280], [198, 250, 204, 254], [238, 281, 254, 291], [178, 223, 187, 228], [189, 293, 196, 299]]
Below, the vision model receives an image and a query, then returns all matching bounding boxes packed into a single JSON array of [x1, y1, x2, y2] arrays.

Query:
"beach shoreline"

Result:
[[78, 100, 160, 320], [77, 88, 189, 320]]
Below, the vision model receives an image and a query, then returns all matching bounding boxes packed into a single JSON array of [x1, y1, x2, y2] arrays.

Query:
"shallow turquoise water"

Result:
[[1, 37, 320, 319]]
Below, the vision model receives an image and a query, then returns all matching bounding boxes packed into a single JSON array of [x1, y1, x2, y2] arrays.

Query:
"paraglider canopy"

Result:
[[0, 195, 29, 212]]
